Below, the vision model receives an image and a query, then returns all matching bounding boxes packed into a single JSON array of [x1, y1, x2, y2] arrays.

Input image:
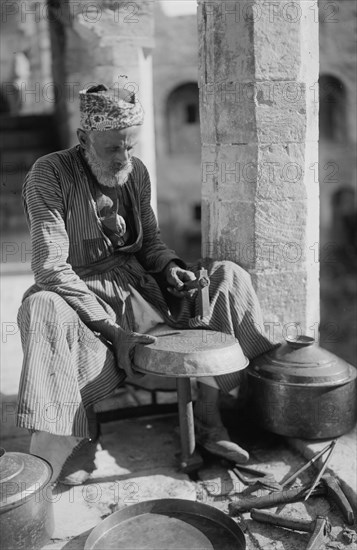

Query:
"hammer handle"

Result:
[[251, 509, 312, 532], [197, 268, 210, 318], [229, 486, 323, 514]]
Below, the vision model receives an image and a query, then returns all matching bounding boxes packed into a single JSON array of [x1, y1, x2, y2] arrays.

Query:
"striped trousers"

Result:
[[17, 260, 275, 437]]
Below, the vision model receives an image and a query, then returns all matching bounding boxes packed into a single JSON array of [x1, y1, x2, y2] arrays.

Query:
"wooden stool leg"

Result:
[[176, 378, 203, 473]]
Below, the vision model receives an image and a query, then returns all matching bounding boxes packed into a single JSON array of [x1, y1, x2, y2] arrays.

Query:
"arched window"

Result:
[[166, 82, 200, 155], [319, 75, 347, 142]]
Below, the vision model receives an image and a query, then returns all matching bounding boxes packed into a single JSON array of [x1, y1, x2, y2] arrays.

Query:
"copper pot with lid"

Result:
[[248, 336, 357, 439], [0, 448, 54, 550]]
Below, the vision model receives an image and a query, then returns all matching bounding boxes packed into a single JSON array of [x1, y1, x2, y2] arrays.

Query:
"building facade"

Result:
[[0, 0, 356, 256]]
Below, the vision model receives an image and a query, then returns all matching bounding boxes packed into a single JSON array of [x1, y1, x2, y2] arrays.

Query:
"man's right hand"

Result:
[[86, 319, 157, 377], [111, 326, 157, 378]]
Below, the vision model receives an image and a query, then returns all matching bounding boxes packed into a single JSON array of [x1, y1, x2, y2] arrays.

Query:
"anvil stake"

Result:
[[183, 268, 210, 317], [251, 509, 331, 550], [197, 268, 210, 318]]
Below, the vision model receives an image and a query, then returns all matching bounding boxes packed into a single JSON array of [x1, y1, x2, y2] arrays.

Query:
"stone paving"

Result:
[[1, 401, 356, 550]]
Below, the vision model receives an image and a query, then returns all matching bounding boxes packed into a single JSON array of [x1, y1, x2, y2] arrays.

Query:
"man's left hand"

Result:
[[164, 262, 197, 299]]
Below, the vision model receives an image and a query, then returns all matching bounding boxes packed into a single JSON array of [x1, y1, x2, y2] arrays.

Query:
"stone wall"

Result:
[[46, 0, 157, 207], [152, 0, 356, 265], [198, 0, 320, 338], [1, 1, 355, 252], [1, 0, 355, 270], [0, 0, 53, 114]]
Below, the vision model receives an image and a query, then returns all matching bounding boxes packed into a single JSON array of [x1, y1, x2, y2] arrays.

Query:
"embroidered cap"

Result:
[[79, 84, 144, 131]]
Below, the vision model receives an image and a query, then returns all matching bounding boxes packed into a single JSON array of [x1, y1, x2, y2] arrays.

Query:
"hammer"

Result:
[[250, 509, 331, 550], [229, 474, 354, 525], [180, 268, 210, 317]]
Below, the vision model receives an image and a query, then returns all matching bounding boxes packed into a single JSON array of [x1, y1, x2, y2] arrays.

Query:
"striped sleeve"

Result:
[[134, 159, 186, 273], [23, 158, 112, 324]]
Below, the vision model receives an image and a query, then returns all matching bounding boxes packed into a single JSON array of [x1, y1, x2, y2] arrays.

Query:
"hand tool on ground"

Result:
[[231, 437, 334, 500], [279, 440, 335, 489], [275, 440, 335, 514], [250, 509, 331, 550], [229, 473, 355, 524], [320, 474, 354, 525], [229, 485, 322, 515], [231, 465, 282, 491], [304, 440, 337, 501]]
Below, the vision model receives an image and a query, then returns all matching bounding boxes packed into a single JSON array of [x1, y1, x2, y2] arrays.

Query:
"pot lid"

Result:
[[0, 449, 52, 510], [249, 336, 357, 387]]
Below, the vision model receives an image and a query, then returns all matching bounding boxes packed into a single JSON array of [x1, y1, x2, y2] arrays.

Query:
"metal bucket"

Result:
[[0, 449, 54, 550], [248, 336, 357, 439]]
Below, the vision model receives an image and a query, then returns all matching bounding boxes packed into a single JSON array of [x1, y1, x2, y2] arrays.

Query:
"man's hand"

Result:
[[87, 319, 156, 378], [112, 326, 157, 378], [164, 261, 197, 299]]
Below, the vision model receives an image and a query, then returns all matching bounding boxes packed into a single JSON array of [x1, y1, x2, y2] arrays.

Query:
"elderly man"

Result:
[[17, 84, 274, 485]]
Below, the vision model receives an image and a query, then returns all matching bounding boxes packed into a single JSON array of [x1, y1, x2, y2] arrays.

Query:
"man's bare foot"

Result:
[[195, 418, 249, 463], [58, 439, 100, 486], [194, 382, 249, 464]]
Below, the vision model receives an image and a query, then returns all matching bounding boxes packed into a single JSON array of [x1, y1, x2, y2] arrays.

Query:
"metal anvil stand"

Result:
[[134, 269, 249, 473]]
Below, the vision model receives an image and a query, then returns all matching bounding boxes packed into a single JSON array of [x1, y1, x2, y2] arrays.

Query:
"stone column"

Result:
[[198, 0, 319, 340], [48, 0, 157, 211]]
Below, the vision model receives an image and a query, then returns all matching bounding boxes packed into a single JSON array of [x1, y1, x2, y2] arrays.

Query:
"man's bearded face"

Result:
[[83, 127, 140, 188]]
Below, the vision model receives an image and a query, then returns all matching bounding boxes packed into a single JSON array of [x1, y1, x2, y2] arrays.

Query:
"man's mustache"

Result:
[[89, 160, 132, 176], [114, 162, 132, 172]]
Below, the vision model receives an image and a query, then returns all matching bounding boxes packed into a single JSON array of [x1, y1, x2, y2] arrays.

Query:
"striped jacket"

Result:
[[22, 146, 191, 330]]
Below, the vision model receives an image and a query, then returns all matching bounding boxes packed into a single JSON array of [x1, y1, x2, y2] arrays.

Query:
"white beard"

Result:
[[84, 144, 133, 188]]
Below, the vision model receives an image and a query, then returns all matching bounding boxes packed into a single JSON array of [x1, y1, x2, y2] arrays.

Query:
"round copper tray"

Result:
[[85, 499, 246, 550], [134, 325, 248, 378]]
